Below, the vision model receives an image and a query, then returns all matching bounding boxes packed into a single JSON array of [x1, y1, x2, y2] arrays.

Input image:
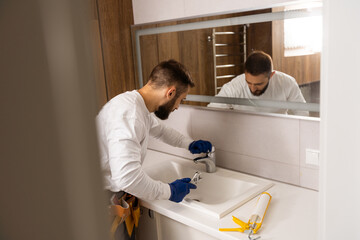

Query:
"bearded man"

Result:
[[208, 51, 308, 115], [96, 59, 212, 239]]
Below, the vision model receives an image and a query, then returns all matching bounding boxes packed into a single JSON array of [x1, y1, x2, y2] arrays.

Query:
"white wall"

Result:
[[132, 0, 303, 24], [149, 106, 320, 190], [319, 0, 360, 239]]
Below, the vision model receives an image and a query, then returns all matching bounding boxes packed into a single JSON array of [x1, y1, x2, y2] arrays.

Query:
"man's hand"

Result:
[[188, 140, 212, 154], [169, 178, 197, 203]]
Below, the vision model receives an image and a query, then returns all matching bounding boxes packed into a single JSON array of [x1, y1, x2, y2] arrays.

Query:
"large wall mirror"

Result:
[[132, 2, 322, 117]]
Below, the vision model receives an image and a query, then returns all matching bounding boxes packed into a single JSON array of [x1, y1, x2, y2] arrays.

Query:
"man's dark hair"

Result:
[[148, 59, 195, 97], [244, 51, 273, 78]]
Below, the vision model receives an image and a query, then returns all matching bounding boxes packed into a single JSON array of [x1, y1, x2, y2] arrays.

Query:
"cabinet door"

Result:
[[155, 213, 218, 240]]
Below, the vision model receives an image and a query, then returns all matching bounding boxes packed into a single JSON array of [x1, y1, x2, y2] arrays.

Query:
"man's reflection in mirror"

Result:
[[208, 51, 308, 116]]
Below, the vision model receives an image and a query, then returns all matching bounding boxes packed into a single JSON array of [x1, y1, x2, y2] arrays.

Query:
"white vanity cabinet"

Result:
[[138, 207, 218, 240], [155, 213, 218, 240]]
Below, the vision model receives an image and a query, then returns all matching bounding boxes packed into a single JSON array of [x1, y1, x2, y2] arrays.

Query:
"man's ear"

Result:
[[166, 86, 177, 99]]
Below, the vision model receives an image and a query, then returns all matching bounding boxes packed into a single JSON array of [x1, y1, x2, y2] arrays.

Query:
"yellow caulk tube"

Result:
[[248, 192, 272, 234]]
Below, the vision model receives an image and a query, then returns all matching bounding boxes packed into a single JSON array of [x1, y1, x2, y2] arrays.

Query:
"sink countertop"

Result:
[[141, 149, 318, 240]]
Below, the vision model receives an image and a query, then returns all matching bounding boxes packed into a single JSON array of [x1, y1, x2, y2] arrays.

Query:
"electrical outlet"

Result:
[[305, 149, 320, 166]]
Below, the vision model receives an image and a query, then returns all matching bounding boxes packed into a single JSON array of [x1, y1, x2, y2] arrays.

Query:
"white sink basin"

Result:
[[144, 158, 273, 218]]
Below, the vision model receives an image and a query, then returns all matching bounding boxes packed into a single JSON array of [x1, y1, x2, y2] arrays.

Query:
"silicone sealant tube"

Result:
[[248, 192, 272, 233]]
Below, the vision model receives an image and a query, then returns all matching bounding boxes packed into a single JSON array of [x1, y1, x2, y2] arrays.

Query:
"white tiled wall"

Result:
[[299, 120, 320, 189], [148, 105, 320, 190]]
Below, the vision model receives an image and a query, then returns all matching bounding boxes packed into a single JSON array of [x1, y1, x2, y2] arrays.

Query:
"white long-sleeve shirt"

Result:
[[208, 71, 308, 115], [96, 90, 193, 200]]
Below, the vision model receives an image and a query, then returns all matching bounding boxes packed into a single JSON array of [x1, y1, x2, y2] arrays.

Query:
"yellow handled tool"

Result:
[[218, 227, 245, 232], [219, 192, 272, 238], [219, 216, 249, 232]]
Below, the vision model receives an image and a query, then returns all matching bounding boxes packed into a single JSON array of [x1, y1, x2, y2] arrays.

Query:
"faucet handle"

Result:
[[208, 146, 215, 159], [193, 146, 215, 161]]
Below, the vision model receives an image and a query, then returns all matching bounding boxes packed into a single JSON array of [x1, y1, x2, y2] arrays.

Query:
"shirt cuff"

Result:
[[159, 182, 171, 200], [180, 137, 194, 150]]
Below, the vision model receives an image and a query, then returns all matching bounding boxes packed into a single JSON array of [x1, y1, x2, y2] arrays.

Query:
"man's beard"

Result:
[[251, 89, 264, 96], [250, 81, 270, 96], [154, 96, 177, 120]]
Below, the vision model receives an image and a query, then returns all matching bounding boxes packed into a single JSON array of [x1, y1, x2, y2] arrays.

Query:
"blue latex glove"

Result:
[[188, 140, 212, 154], [169, 178, 197, 203]]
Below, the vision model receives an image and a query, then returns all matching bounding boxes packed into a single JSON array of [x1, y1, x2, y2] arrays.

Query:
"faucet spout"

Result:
[[193, 146, 216, 173]]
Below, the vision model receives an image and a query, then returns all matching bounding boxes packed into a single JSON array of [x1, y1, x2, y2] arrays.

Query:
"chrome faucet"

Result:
[[193, 146, 216, 173]]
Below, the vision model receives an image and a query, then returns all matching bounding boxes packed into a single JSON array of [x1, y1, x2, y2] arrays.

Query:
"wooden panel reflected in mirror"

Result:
[[133, 6, 321, 116], [135, 9, 273, 106]]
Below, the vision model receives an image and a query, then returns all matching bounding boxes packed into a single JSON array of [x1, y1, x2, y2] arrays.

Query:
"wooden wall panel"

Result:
[[157, 22, 180, 61], [247, 21, 273, 56], [178, 29, 213, 96], [96, 0, 136, 100], [140, 34, 159, 85]]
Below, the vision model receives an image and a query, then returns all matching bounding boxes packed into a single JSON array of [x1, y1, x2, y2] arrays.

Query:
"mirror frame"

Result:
[[132, 7, 322, 113]]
